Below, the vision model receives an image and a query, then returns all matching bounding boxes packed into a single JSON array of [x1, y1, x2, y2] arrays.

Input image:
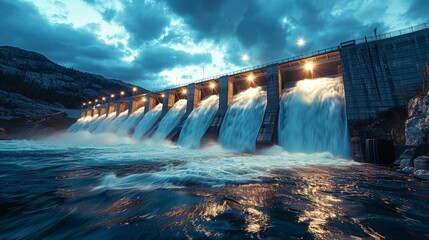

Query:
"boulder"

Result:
[[405, 116, 426, 145], [413, 170, 429, 180], [0, 127, 9, 140], [400, 159, 414, 173], [414, 156, 429, 170], [393, 148, 416, 165], [408, 95, 425, 118]]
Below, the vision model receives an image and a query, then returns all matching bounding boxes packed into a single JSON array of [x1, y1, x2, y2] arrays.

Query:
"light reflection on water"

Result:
[[0, 140, 428, 239]]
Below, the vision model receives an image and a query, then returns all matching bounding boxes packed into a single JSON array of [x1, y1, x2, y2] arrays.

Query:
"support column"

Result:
[[162, 90, 175, 116], [144, 94, 151, 114], [218, 75, 233, 115], [127, 99, 133, 115], [257, 64, 282, 146]]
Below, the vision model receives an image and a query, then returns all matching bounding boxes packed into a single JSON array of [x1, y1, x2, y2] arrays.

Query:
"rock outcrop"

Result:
[[406, 93, 429, 145], [0, 46, 147, 119]]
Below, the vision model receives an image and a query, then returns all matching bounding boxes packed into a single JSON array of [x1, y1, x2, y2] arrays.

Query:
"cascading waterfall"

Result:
[[105, 110, 128, 133], [86, 114, 105, 132], [133, 104, 163, 140], [152, 99, 187, 141], [278, 76, 351, 157], [68, 115, 91, 132], [117, 107, 145, 135], [93, 112, 118, 133], [219, 87, 267, 152], [178, 95, 219, 148]]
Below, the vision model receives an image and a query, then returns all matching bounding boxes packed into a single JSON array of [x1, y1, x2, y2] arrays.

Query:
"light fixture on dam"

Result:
[[182, 89, 187, 94], [88, 101, 92, 105], [132, 87, 137, 92], [142, 97, 146, 102], [120, 91, 125, 97], [82, 102, 86, 106], [247, 74, 255, 82], [111, 94, 115, 99], [161, 94, 165, 98], [305, 62, 314, 71], [95, 99, 98, 103], [210, 83, 216, 89]]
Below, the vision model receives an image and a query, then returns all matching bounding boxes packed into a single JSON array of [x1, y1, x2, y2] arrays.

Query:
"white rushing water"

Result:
[[278, 76, 351, 157], [178, 95, 219, 148], [118, 107, 145, 135], [93, 112, 118, 133], [152, 99, 187, 141], [105, 110, 128, 133], [219, 87, 267, 152], [133, 104, 163, 140], [68, 115, 91, 132], [87, 114, 105, 132]]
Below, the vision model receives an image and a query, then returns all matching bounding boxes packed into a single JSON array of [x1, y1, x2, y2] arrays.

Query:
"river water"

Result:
[[1, 138, 428, 239]]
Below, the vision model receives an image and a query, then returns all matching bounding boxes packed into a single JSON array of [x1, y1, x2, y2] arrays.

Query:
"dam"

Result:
[[76, 23, 429, 161]]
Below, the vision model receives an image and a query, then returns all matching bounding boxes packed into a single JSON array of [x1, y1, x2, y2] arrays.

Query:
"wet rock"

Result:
[[0, 127, 8, 140], [414, 156, 429, 170], [393, 148, 416, 165], [408, 95, 425, 118], [400, 159, 414, 173], [413, 170, 429, 180]]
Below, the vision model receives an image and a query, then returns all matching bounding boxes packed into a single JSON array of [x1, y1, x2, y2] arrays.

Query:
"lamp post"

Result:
[[120, 91, 125, 99]]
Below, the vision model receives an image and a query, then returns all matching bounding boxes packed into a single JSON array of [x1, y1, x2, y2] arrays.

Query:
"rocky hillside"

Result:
[[0, 46, 146, 118]]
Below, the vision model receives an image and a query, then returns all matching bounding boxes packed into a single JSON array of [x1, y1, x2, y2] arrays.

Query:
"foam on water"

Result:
[[178, 95, 219, 148], [152, 99, 187, 141], [219, 87, 267, 152], [278, 77, 351, 157], [133, 104, 162, 140], [118, 106, 145, 135]]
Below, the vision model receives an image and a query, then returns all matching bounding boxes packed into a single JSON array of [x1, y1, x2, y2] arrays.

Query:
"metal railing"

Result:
[[354, 22, 429, 45]]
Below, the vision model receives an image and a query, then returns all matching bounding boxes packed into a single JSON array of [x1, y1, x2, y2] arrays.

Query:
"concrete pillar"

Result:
[[144, 94, 151, 114], [218, 75, 233, 115], [265, 64, 282, 113], [162, 90, 175, 116], [256, 64, 282, 146], [127, 99, 133, 115], [186, 83, 201, 115]]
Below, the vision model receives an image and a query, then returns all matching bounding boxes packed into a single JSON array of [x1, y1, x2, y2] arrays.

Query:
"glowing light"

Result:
[[247, 74, 255, 82], [241, 54, 249, 62], [297, 38, 306, 47], [88, 101, 92, 104], [182, 89, 187, 94], [120, 91, 125, 96], [82, 103, 86, 106], [142, 97, 146, 102], [102, 97, 106, 101], [210, 83, 216, 89], [95, 99, 98, 103], [161, 94, 165, 98], [111, 94, 115, 98], [305, 62, 314, 71], [132, 87, 137, 92]]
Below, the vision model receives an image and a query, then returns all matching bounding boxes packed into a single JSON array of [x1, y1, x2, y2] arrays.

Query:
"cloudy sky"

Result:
[[1, 0, 428, 90]]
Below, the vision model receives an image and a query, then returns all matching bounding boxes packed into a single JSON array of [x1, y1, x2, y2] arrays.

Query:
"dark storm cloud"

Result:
[[0, 0, 134, 80], [137, 46, 212, 73]]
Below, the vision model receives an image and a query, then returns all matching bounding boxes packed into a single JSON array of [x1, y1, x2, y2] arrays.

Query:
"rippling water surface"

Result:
[[1, 137, 428, 239]]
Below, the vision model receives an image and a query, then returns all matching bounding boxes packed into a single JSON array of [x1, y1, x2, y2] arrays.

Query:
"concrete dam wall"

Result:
[[76, 24, 429, 160]]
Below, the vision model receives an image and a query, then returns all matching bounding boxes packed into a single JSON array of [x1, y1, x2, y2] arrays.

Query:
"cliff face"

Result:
[[406, 93, 429, 145], [0, 46, 146, 118]]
